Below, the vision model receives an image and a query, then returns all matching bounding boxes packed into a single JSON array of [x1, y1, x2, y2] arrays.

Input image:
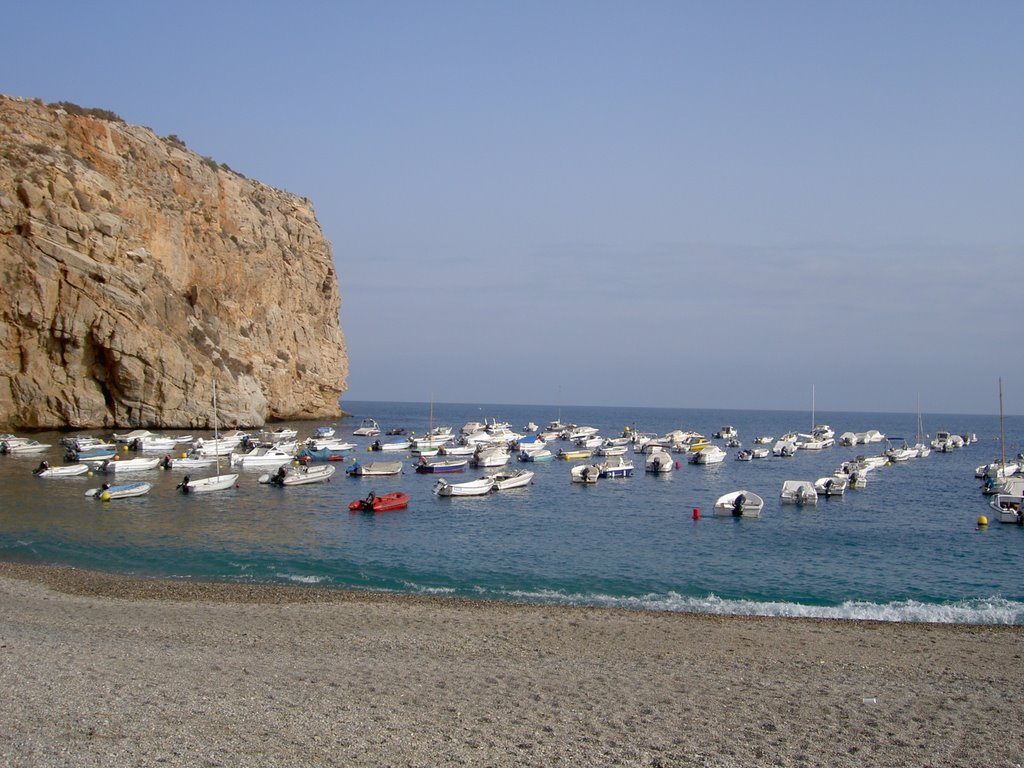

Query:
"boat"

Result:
[[368, 439, 412, 453], [713, 426, 738, 439], [348, 491, 409, 513], [162, 453, 217, 470], [177, 472, 239, 493], [414, 457, 467, 474], [772, 440, 797, 457], [93, 456, 162, 473], [352, 418, 381, 437], [714, 490, 764, 518], [230, 445, 295, 470], [486, 468, 535, 490], [85, 481, 152, 500], [347, 460, 403, 476], [751, 448, 770, 459], [596, 441, 628, 456], [645, 451, 674, 473], [298, 440, 356, 461], [735, 450, 753, 461], [32, 461, 89, 478], [780, 480, 817, 505], [688, 445, 727, 465], [471, 446, 510, 468], [557, 448, 592, 461], [2, 439, 52, 455], [884, 440, 917, 463], [598, 456, 634, 478], [838, 432, 858, 447], [570, 464, 601, 484], [311, 425, 336, 440], [260, 463, 336, 486], [385, 426, 407, 436], [179, 381, 240, 494], [989, 493, 1024, 525], [261, 427, 298, 443], [433, 477, 495, 496], [912, 396, 931, 457], [814, 476, 847, 497], [753, 436, 773, 445], [519, 449, 554, 462], [111, 429, 153, 444], [523, 421, 539, 433]]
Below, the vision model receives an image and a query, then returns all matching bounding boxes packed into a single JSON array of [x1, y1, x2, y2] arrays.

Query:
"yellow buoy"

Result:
[[100, 491, 111, 502], [977, 515, 989, 527], [122, 445, 129, 452]]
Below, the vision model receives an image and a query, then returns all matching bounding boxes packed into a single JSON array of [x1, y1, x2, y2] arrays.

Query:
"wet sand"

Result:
[[1, 562, 1021, 767]]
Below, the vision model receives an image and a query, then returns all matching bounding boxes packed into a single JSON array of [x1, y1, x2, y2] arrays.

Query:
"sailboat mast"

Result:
[[811, 384, 815, 431], [999, 377, 1005, 469], [213, 380, 221, 479]]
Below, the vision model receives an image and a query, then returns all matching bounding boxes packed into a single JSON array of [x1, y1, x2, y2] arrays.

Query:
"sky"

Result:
[[3, 1, 1021, 415]]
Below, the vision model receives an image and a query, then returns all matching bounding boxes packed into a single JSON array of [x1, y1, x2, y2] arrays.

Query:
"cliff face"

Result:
[[0, 95, 347, 429]]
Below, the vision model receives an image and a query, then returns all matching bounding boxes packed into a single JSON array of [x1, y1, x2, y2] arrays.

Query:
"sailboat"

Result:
[[178, 381, 239, 494], [913, 395, 931, 457]]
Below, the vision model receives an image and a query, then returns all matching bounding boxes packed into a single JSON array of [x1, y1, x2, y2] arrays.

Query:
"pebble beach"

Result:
[[2, 562, 1021, 767]]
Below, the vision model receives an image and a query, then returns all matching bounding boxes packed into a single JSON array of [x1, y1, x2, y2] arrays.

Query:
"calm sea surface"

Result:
[[2, 401, 1022, 624]]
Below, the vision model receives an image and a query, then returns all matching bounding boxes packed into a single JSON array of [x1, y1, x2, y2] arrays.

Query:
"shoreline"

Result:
[[3, 562, 1023, 766]]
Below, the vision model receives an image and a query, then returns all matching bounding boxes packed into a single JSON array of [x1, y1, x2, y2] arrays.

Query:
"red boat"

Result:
[[348, 491, 409, 513]]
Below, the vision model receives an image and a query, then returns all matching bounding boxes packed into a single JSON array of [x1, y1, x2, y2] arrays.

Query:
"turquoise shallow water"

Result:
[[2, 400, 1022, 624]]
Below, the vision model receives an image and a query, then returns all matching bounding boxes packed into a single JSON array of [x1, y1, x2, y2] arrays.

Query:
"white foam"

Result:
[[493, 589, 1024, 625]]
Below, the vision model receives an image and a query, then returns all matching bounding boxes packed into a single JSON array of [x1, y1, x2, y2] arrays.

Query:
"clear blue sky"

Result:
[[4, 2, 1021, 414]]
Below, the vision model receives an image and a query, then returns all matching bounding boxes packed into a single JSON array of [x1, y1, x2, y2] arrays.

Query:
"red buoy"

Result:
[[692, 507, 700, 520]]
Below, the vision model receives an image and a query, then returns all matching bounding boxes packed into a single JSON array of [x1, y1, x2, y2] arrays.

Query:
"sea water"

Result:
[[2, 400, 1022, 624]]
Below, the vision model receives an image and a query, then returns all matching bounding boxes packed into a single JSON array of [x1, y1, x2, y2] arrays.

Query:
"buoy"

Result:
[[100, 491, 111, 501], [181, 452, 187, 459], [692, 507, 700, 520], [977, 515, 989, 527], [674, 461, 681, 470], [122, 445, 128, 452]]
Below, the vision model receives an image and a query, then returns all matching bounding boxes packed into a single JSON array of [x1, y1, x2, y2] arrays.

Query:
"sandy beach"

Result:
[[1, 562, 1021, 767]]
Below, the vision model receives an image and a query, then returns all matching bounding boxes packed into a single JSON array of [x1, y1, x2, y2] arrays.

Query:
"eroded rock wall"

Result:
[[0, 95, 347, 429]]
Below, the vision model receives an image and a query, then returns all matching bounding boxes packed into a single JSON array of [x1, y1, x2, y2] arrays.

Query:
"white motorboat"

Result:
[[838, 432, 858, 447], [753, 436, 774, 445], [570, 464, 601, 484], [85, 481, 152, 500], [230, 445, 295, 470], [885, 441, 917, 463], [772, 440, 797, 457], [111, 429, 153, 444], [347, 460, 403, 476], [260, 463, 336, 486], [780, 480, 817, 505], [598, 456, 634, 478], [645, 451, 674, 473], [262, 427, 299, 443], [433, 477, 495, 497], [714, 490, 764, 518], [93, 456, 162, 473], [689, 445, 727, 465], [713, 426, 738, 439], [352, 418, 381, 437], [32, 461, 89, 478], [735, 450, 753, 461], [814, 476, 847, 497], [989, 494, 1024, 524], [471, 446, 511, 468], [596, 441, 628, 456], [2, 439, 52, 455], [487, 468, 535, 490], [751, 448, 770, 459]]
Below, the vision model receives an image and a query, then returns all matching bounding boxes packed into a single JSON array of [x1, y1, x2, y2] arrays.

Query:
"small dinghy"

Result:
[[433, 477, 496, 496], [32, 461, 89, 478], [260, 464, 336, 486], [348, 491, 409, 513], [85, 481, 152, 500]]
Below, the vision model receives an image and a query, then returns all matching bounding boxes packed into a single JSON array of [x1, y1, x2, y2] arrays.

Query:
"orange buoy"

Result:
[[692, 507, 700, 520]]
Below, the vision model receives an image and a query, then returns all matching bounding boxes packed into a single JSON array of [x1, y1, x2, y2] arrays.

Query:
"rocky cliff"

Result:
[[0, 95, 347, 429]]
